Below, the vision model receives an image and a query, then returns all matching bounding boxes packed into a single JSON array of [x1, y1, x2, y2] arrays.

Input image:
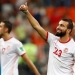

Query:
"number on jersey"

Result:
[[53, 47, 62, 57]]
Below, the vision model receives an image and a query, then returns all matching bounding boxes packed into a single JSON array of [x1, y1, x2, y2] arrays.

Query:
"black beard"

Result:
[[55, 31, 66, 37]]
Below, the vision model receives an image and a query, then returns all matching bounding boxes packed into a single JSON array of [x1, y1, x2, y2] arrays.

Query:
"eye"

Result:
[[60, 24, 65, 27]]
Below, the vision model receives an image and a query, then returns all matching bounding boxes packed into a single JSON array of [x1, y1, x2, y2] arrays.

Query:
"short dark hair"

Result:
[[62, 18, 73, 33], [2, 21, 12, 33]]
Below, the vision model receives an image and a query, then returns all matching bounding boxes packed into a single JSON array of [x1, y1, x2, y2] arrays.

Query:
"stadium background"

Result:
[[0, 0, 75, 75]]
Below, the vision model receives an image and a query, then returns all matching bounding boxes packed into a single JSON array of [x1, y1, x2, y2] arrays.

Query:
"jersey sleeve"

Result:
[[15, 42, 26, 56], [47, 32, 59, 44]]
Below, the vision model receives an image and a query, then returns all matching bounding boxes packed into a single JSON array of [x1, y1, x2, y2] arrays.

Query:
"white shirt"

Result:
[[47, 32, 75, 75], [1, 37, 26, 75]]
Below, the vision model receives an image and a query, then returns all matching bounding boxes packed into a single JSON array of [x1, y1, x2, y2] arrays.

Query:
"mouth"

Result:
[[56, 29, 61, 33]]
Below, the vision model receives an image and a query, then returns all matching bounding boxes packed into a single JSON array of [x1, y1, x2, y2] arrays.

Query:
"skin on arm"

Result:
[[19, 2, 47, 41], [22, 53, 40, 75]]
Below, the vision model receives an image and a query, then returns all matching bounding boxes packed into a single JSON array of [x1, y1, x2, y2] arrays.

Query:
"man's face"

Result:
[[0, 22, 5, 38], [56, 20, 69, 37]]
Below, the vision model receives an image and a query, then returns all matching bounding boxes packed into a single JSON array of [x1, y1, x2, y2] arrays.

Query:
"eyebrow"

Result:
[[58, 24, 65, 26]]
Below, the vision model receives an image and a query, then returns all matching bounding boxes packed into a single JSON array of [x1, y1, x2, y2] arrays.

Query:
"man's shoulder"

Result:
[[48, 32, 59, 40], [9, 37, 22, 45]]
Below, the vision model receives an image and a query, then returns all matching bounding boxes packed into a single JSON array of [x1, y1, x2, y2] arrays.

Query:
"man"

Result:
[[0, 21, 40, 75], [19, 2, 75, 75]]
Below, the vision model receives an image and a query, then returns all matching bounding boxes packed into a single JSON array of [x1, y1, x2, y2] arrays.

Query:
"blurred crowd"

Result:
[[0, 0, 75, 75]]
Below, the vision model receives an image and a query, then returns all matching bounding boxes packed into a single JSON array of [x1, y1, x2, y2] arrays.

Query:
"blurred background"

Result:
[[0, 0, 75, 75]]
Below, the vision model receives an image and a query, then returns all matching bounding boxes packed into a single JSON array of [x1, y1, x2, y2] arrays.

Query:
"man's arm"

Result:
[[22, 53, 40, 75], [19, 2, 47, 40]]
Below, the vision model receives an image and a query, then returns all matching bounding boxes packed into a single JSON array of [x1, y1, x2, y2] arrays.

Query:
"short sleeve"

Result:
[[47, 32, 59, 44], [15, 42, 26, 56]]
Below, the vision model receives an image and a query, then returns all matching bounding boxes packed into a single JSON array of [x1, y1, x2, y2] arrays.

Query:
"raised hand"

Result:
[[19, 1, 47, 41], [19, 2, 28, 12]]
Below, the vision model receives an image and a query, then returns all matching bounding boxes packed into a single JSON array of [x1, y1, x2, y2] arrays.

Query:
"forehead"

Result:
[[59, 20, 68, 26], [73, 22, 75, 27], [0, 22, 5, 27]]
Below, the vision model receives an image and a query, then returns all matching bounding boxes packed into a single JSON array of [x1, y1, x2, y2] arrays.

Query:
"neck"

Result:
[[2, 33, 12, 41], [59, 35, 71, 43]]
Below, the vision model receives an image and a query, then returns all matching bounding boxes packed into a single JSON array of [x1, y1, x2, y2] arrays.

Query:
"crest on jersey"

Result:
[[7, 46, 10, 50], [64, 48, 68, 53]]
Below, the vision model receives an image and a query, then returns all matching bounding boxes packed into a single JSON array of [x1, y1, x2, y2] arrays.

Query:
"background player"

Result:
[[0, 21, 40, 75]]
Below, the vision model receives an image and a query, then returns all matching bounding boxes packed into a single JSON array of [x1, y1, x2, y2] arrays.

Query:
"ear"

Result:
[[67, 29, 71, 34], [5, 28, 8, 33]]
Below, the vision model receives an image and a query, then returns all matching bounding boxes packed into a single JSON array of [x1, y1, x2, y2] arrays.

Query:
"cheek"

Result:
[[62, 29, 67, 33], [0, 28, 2, 32], [61, 29, 65, 32], [0, 29, 4, 33]]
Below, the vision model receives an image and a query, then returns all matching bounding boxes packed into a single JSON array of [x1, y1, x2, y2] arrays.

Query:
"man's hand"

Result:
[[19, 2, 28, 12]]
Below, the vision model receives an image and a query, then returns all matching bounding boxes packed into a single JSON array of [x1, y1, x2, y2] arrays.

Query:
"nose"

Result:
[[56, 25, 60, 29]]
